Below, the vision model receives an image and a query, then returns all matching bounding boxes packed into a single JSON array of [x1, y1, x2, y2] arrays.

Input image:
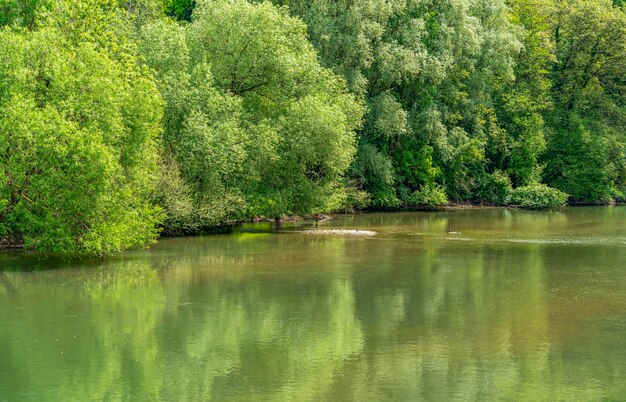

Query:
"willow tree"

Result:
[[141, 0, 363, 232], [0, 4, 163, 254], [271, 0, 521, 205]]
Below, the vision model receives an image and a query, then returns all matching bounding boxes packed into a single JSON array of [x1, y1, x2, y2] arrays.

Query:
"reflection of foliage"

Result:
[[2, 209, 626, 400], [0, 272, 17, 297], [0, 236, 366, 400], [0, 260, 166, 400], [81, 262, 162, 297], [158, 277, 364, 400]]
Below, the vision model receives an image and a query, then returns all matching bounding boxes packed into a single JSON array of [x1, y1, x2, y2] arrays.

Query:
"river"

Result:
[[1, 207, 625, 401]]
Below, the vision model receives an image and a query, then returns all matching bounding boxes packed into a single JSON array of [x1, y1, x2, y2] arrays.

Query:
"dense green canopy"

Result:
[[0, 22, 163, 254], [270, 0, 625, 206], [140, 0, 363, 233], [0, 0, 624, 254]]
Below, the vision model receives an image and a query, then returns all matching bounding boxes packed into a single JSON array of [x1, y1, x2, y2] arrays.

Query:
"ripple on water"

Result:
[[427, 234, 626, 246]]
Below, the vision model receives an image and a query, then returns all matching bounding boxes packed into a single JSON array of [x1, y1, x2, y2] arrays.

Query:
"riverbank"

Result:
[[3, 202, 624, 253]]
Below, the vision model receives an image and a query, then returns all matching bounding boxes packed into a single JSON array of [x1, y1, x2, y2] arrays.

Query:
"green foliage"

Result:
[[0, 0, 53, 28], [349, 143, 399, 207], [544, 115, 618, 202], [163, 0, 194, 21], [510, 184, 568, 209], [543, 0, 626, 202], [474, 171, 513, 206], [409, 184, 449, 208], [3, 0, 626, 254], [0, 26, 163, 254], [497, 0, 552, 187], [271, 0, 521, 206], [140, 0, 363, 231], [274, 0, 626, 207], [139, 19, 253, 231]]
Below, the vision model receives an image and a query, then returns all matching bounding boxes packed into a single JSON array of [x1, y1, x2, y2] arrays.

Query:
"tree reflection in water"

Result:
[[1, 208, 626, 400]]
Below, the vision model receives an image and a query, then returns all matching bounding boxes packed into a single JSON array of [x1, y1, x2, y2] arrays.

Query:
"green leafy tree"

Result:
[[141, 19, 250, 231], [0, 0, 51, 28], [140, 0, 363, 232], [497, 0, 554, 187], [0, 27, 163, 254], [270, 0, 521, 205], [544, 0, 626, 202]]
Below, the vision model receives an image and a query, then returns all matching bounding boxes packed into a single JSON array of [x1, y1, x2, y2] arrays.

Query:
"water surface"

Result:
[[1, 207, 626, 401]]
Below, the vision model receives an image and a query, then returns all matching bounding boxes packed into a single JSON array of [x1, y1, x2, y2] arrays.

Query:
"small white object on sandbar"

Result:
[[301, 229, 377, 236]]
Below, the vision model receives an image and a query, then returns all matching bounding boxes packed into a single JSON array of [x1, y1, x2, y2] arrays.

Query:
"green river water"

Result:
[[1, 207, 625, 401]]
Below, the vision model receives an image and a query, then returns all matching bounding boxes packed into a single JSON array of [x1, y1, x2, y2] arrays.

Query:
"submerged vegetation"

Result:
[[0, 0, 625, 253]]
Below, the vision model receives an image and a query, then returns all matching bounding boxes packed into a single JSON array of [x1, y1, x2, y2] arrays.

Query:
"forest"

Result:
[[0, 0, 625, 254]]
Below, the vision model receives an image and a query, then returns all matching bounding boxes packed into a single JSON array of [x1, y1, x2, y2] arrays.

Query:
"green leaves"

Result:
[[276, 0, 625, 206], [541, 0, 626, 202], [140, 0, 363, 230], [510, 184, 568, 209], [410, 183, 449, 207], [0, 24, 163, 254], [273, 0, 524, 205], [2, 0, 625, 254]]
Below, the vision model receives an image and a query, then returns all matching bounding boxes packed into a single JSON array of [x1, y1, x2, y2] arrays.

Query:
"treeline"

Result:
[[0, 0, 624, 254]]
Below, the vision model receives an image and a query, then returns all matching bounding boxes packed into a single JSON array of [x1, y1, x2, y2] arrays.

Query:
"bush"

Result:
[[474, 171, 513, 205], [153, 154, 240, 235], [510, 184, 568, 209], [349, 143, 399, 207], [411, 183, 449, 207]]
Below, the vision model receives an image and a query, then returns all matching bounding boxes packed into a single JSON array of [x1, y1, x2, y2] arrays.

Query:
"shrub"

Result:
[[411, 183, 449, 207], [474, 171, 513, 205], [510, 184, 568, 209], [349, 143, 399, 207]]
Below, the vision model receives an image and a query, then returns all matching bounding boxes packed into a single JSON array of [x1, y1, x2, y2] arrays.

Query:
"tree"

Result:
[[496, 0, 555, 187], [163, 0, 195, 21], [140, 0, 363, 232], [0, 23, 163, 254], [0, 0, 52, 29], [544, 0, 626, 201], [271, 0, 521, 205]]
